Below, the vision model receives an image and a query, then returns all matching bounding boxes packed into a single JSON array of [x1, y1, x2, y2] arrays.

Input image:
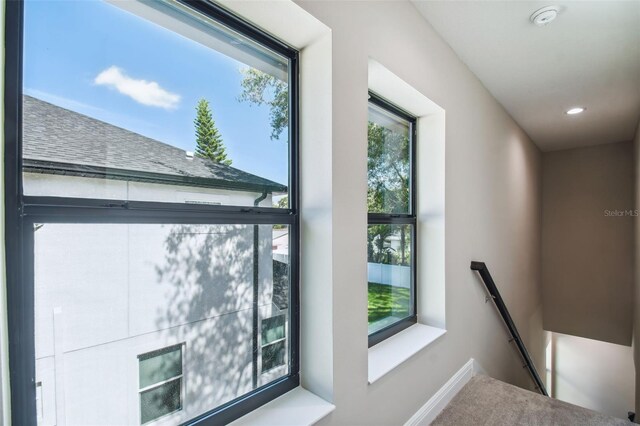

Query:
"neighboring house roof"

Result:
[[22, 95, 287, 194]]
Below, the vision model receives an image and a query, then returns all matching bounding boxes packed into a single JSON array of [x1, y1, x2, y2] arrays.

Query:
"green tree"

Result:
[[275, 195, 288, 209], [273, 196, 289, 229], [367, 122, 410, 214], [238, 68, 288, 141], [367, 122, 411, 266], [237, 69, 411, 264], [194, 98, 232, 165]]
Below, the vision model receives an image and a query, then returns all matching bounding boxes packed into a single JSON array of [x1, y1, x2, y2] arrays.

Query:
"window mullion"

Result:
[[139, 375, 183, 394], [367, 215, 415, 225], [22, 205, 296, 225]]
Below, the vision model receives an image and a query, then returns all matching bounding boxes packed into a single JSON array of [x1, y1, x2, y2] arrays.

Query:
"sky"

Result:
[[23, 0, 290, 186]]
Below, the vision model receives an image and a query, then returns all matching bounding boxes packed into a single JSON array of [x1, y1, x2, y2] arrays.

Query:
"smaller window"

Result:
[[367, 92, 417, 347], [138, 345, 184, 424], [35, 382, 43, 421], [261, 315, 286, 372]]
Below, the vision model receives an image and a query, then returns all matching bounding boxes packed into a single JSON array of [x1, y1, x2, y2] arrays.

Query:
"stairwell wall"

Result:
[[296, 1, 545, 424], [542, 142, 634, 346]]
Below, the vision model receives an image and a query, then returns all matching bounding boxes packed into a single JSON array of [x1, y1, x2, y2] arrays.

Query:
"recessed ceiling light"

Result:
[[530, 6, 559, 27], [566, 107, 585, 115]]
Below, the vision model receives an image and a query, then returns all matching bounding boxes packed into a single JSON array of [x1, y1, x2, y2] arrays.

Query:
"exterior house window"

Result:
[[367, 92, 417, 347], [4, 0, 299, 425], [138, 345, 184, 424], [261, 315, 286, 372]]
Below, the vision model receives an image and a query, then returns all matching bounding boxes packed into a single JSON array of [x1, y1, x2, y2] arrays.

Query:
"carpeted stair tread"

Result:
[[431, 375, 628, 426]]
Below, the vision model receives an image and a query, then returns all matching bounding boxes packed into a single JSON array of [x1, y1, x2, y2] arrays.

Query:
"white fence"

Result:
[[367, 263, 411, 288]]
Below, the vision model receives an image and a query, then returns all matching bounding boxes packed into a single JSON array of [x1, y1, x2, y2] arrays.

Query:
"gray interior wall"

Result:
[[542, 142, 634, 346], [551, 332, 634, 419], [297, 2, 544, 424]]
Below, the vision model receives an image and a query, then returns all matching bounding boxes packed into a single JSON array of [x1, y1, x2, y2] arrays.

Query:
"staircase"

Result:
[[454, 262, 631, 425], [431, 375, 629, 425]]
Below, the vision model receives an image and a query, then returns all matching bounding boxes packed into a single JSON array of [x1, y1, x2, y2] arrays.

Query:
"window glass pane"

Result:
[[262, 341, 286, 372], [139, 346, 182, 389], [140, 379, 182, 424], [367, 224, 414, 335], [367, 103, 411, 214], [33, 223, 290, 424], [261, 315, 285, 345], [22, 0, 290, 207]]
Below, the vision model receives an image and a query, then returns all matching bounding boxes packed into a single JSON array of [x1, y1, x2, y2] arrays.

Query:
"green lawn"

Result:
[[368, 282, 410, 324]]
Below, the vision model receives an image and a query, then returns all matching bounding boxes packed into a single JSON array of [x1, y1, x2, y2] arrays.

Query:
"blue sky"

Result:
[[23, 0, 289, 186]]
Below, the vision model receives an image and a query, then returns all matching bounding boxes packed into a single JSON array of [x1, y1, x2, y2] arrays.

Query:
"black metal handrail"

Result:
[[470, 261, 548, 396]]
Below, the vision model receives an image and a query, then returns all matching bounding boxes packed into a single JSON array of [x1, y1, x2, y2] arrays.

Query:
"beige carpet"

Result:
[[431, 375, 629, 426]]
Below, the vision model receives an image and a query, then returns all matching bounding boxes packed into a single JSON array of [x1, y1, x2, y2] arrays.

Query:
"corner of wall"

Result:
[[633, 117, 640, 420], [299, 29, 335, 403]]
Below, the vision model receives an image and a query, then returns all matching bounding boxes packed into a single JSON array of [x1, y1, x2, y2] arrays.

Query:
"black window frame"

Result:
[[367, 92, 418, 348], [3, 1, 300, 425]]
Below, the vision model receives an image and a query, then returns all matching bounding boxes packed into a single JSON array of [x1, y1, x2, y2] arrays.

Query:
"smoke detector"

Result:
[[530, 6, 559, 27]]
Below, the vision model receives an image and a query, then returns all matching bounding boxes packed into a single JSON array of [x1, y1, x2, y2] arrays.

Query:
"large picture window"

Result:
[[5, 0, 299, 424], [367, 92, 417, 347]]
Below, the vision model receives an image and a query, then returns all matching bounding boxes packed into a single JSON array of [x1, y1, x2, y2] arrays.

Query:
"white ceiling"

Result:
[[412, 1, 640, 151]]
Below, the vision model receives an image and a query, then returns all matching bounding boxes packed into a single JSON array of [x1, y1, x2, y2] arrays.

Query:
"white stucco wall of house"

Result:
[[29, 173, 285, 425], [34, 222, 286, 425]]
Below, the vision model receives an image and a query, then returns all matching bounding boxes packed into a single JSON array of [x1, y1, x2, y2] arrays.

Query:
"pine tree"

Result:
[[194, 98, 232, 165]]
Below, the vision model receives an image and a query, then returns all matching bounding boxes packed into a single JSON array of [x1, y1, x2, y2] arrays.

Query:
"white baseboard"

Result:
[[404, 358, 482, 426]]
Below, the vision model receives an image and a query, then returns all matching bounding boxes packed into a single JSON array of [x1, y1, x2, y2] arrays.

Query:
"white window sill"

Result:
[[368, 324, 446, 384], [230, 387, 335, 426]]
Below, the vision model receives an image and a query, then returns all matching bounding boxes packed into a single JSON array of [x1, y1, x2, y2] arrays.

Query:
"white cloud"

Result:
[[94, 66, 180, 109]]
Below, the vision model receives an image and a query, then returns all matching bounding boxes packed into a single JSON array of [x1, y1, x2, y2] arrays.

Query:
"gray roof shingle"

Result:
[[22, 95, 287, 194]]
